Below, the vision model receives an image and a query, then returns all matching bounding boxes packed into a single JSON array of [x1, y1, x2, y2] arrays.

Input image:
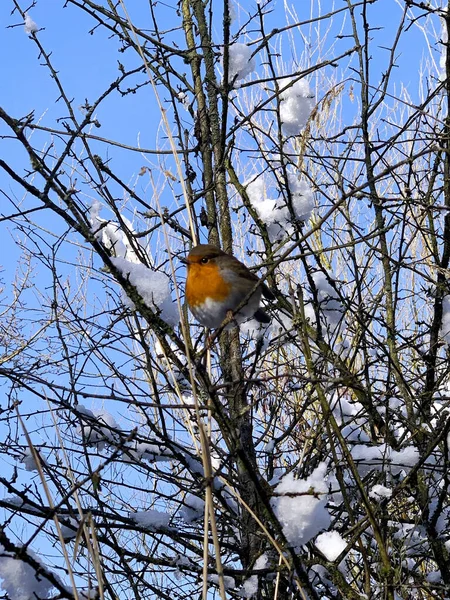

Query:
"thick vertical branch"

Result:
[[424, 8, 450, 415], [182, 0, 219, 245], [190, 0, 232, 251], [186, 0, 267, 571]]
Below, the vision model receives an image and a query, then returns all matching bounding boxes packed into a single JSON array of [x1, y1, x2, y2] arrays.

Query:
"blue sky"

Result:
[[1, 1, 440, 214]]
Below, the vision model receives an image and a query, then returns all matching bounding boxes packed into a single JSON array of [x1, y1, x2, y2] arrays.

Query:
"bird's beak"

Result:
[[179, 256, 188, 265]]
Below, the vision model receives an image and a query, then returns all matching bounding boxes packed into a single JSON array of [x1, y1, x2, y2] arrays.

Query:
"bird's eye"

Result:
[[201, 257, 209, 264]]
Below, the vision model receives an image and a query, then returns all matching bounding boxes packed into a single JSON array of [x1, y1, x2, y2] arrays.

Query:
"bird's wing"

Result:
[[232, 259, 275, 300]]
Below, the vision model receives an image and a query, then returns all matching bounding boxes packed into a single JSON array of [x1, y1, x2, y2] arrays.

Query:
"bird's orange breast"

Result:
[[185, 263, 231, 307]]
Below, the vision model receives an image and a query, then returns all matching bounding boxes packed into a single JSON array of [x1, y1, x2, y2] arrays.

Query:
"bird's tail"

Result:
[[254, 308, 271, 324]]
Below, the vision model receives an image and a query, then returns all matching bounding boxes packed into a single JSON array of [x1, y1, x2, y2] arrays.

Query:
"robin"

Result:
[[181, 244, 274, 329]]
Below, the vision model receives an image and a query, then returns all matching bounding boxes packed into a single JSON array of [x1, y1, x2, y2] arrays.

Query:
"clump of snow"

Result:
[[303, 272, 345, 343], [311, 272, 343, 326], [211, 453, 222, 472], [154, 338, 189, 387], [79, 589, 100, 600], [392, 522, 427, 554], [208, 574, 236, 590], [250, 310, 294, 355], [247, 174, 314, 241], [21, 449, 41, 472], [271, 462, 330, 547], [430, 394, 450, 434], [76, 406, 174, 462], [280, 78, 314, 136], [174, 555, 195, 568], [226, 43, 255, 83], [3, 496, 37, 513], [76, 405, 120, 450], [264, 440, 275, 453], [59, 516, 79, 541], [350, 444, 419, 476], [440, 18, 448, 82], [351, 444, 386, 476], [310, 564, 335, 591], [369, 484, 393, 501], [24, 13, 38, 34], [111, 257, 179, 326], [180, 391, 194, 406], [333, 396, 364, 418], [287, 174, 315, 221], [269, 312, 293, 339], [239, 317, 269, 340], [123, 439, 172, 463], [90, 202, 179, 325], [0, 545, 54, 600], [131, 509, 171, 530], [228, 2, 237, 23], [180, 493, 205, 523], [426, 570, 441, 583], [315, 531, 346, 562], [390, 446, 420, 475], [177, 91, 190, 109], [90, 200, 143, 264], [238, 554, 268, 598], [331, 395, 370, 443]]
